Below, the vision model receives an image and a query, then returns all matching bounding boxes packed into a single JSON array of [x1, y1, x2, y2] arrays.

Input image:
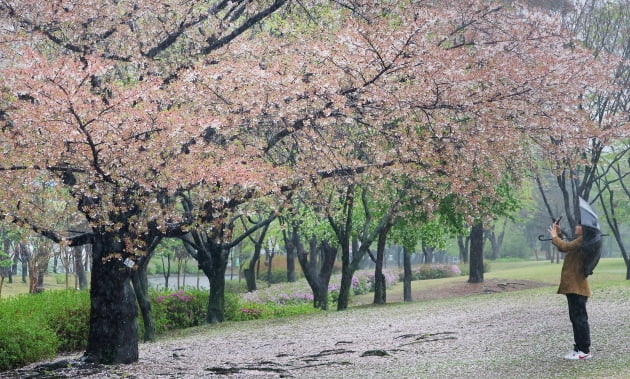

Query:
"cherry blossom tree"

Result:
[[261, 1, 622, 289], [0, 0, 624, 366], [0, 0, 294, 364], [533, 0, 630, 270]]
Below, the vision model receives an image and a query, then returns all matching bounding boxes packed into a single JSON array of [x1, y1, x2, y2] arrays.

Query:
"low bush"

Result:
[[150, 289, 208, 332], [404, 264, 463, 281], [53, 274, 66, 285], [0, 318, 58, 371], [227, 293, 317, 321], [264, 268, 304, 284], [0, 290, 89, 370], [351, 269, 399, 295], [38, 290, 90, 352], [0, 274, 360, 370]]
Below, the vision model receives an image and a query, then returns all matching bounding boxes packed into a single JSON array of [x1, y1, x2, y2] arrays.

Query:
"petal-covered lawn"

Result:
[[7, 283, 629, 378]]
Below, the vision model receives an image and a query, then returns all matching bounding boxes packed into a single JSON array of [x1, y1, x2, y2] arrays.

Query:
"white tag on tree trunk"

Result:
[[124, 258, 135, 268]]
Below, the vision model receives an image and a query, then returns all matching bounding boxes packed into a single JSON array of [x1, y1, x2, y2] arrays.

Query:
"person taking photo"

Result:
[[548, 221, 593, 360]]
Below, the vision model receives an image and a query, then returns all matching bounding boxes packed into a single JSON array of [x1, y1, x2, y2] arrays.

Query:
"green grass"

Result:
[[0, 275, 68, 299], [4, 258, 626, 300], [357, 258, 628, 304], [485, 257, 628, 285]]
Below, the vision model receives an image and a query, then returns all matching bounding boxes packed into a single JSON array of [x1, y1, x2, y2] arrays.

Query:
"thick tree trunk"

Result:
[[295, 236, 335, 311], [244, 252, 258, 292], [84, 240, 138, 364], [244, 244, 263, 292], [205, 256, 228, 323], [207, 274, 226, 323], [199, 246, 229, 324], [337, 240, 353, 311], [373, 271, 386, 304], [35, 270, 45, 293], [337, 264, 352, 310], [468, 222, 484, 284], [313, 283, 329, 310]]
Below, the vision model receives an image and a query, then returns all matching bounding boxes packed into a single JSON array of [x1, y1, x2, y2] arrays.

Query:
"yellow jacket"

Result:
[[552, 236, 591, 297]]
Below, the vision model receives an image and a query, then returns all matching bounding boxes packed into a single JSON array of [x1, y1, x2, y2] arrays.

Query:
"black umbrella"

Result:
[[579, 197, 602, 277], [579, 197, 600, 231]]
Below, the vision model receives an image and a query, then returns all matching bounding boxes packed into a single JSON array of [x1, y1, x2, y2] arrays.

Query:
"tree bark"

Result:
[[161, 254, 171, 290], [468, 222, 484, 283], [73, 246, 88, 290], [285, 236, 296, 282], [244, 253, 259, 292], [243, 219, 270, 291], [84, 239, 138, 364], [337, 241, 353, 311], [457, 235, 469, 264], [21, 257, 27, 283], [202, 246, 229, 323], [131, 260, 155, 342], [295, 234, 336, 310], [373, 224, 391, 305], [403, 247, 412, 302], [266, 251, 274, 285]]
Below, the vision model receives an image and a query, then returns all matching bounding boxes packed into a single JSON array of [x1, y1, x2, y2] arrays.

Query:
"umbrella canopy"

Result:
[[579, 197, 600, 231], [578, 197, 602, 277]]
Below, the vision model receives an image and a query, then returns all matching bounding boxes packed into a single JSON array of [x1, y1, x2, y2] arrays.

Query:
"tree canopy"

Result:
[[1, 0, 627, 365]]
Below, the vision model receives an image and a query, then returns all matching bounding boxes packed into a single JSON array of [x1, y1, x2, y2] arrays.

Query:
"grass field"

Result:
[[349, 257, 629, 304], [2, 257, 627, 300], [4, 258, 629, 378], [0, 274, 68, 299]]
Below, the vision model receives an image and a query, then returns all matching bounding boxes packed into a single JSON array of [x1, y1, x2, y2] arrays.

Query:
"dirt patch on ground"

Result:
[[352, 278, 554, 306], [409, 278, 553, 300]]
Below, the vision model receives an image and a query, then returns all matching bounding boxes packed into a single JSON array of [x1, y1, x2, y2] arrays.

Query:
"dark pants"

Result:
[[566, 294, 590, 353]]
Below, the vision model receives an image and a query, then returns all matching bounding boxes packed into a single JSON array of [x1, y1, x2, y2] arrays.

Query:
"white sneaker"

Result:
[[564, 350, 592, 360]]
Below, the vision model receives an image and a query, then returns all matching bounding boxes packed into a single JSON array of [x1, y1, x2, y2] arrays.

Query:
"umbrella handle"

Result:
[[538, 234, 553, 241]]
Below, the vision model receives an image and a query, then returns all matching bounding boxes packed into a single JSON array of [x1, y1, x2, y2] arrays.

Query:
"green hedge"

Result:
[[0, 290, 89, 370], [0, 318, 58, 371], [404, 264, 463, 281], [0, 286, 317, 370], [149, 289, 209, 333]]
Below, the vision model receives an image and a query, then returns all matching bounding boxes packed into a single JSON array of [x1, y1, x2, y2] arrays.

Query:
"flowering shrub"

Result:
[[402, 264, 463, 281], [328, 283, 340, 303], [241, 282, 314, 306], [238, 306, 263, 320], [150, 289, 207, 332], [349, 269, 399, 295], [238, 269, 399, 309], [240, 307, 261, 317]]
